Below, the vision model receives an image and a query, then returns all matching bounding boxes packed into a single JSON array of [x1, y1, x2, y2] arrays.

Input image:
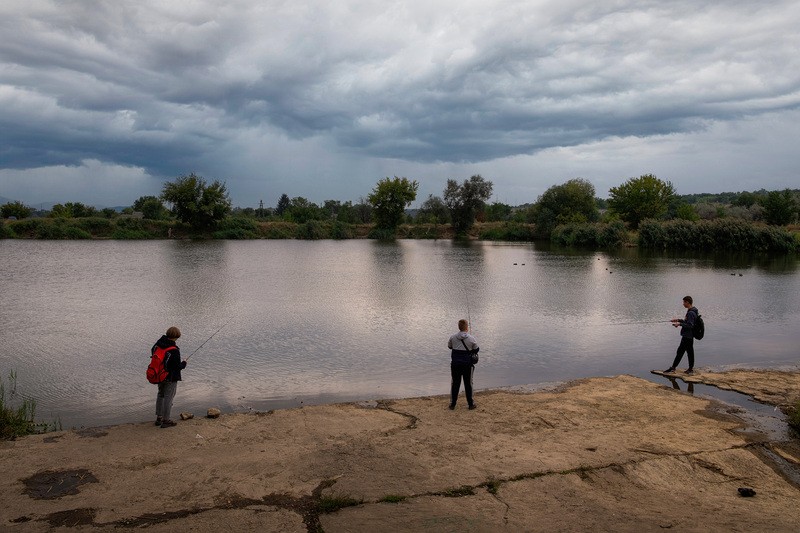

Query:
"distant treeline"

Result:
[[2, 175, 799, 253]]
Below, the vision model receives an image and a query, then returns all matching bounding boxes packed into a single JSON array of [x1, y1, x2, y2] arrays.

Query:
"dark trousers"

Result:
[[671, 336, 695, 370], [450, 362, 475, 406]]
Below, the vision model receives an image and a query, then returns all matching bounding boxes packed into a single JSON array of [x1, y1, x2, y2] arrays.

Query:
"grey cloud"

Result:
[[1, 0, 799, 205]]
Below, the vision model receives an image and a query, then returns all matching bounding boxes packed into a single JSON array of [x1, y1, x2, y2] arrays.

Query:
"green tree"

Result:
[[161, 173, 232, 230], [284, 197, 322, 224], [607, 174, 675, 229], [368, 176, 419, 231], [733, 191, 762, 208], [444, 175, 494, 235], [484, 202, 512, 222], [352, 197, 373, 223], [416, 194, 450, 224], [49, 203, 71, 218], [66, 202, 96, 218], [675, 204, 699, 221], [761, 189, 797, 226], [335, 201, 356, 224], [529, 178, 599, 237], [133, 195, 168, 220], [275, 194, 290, 216], [1, 201, 32, 219], [49, 202, 96, 218], [322, 200, 342, 220]]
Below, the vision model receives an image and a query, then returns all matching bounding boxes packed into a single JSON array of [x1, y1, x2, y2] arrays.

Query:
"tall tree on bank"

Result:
[[761, 189, 797, 226], [1, 201, 32, 219], [529, 178, 599, 238], [607, 174, 675, 229], [444, 175, 494, 236], [368, 176, 419, 232], [161, 173, 232, 230], [417, 194, 450, 225], [275, 194, 290, 216], [132, 195, 168, 220]]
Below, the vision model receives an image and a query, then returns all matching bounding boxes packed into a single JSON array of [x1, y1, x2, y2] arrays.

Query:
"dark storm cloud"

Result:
[[1, 0, 799, 205]]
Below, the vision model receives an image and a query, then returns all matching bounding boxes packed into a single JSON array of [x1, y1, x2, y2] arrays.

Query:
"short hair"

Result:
[[458, 319, 469, 331], [683, 296, 693, 305], [166, 326, 181, 339]]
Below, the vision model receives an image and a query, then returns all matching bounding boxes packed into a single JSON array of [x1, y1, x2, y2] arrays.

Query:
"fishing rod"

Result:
[[603, 320, 674, 326], [463, 287, 473, 333], [185, 321, 229, 361]]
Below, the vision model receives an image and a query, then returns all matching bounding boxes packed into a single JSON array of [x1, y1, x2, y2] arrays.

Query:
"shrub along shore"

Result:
[[1, 216, 798, 253]]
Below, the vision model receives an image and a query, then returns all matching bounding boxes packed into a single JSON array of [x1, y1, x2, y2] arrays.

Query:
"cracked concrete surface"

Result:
[[1, 374, 798, 532]]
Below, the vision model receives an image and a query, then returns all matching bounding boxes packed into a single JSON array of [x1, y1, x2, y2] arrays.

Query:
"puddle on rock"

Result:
[[649, 375, 790, 441], [22, 469, 99, 499]]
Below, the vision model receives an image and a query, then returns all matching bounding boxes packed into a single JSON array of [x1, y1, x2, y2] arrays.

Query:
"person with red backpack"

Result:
[[151, 326, 187, 428]]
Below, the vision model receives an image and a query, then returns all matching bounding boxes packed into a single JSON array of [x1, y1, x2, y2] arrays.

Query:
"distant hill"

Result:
[[0, 195, 16, 205]]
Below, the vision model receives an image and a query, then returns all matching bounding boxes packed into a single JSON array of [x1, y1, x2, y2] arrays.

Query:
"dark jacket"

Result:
[[678, 307, 698, 339], [152, 335, 185, 382]]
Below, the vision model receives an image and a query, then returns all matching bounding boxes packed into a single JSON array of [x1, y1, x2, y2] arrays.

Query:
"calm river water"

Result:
[[1, 239, 798, 428]]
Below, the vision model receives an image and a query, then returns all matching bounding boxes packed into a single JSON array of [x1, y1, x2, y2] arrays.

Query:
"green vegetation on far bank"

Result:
[[1, 216, 798, 253], [3, 172, 799, 253]]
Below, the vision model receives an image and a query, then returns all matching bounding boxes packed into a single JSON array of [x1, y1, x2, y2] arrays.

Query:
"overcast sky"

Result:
[[1, 1, 798, 208]]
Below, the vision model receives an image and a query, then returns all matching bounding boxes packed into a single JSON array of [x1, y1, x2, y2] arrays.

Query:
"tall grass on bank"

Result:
[[550, 221, 630, 247], [638, 218, 798, 253], [479, 222, 537, 241], [4, 217, 173, 240], [0, 371, 58, 440]]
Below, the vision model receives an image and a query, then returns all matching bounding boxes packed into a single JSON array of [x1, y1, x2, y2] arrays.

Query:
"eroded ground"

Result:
[[1, 373, 798, 532]]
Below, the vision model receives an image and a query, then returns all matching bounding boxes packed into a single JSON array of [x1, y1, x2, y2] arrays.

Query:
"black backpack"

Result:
[[693, 313, 705, 340]]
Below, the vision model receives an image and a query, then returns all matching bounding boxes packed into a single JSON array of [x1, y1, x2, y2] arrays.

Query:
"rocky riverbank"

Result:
[[2, 371, 799, 532]]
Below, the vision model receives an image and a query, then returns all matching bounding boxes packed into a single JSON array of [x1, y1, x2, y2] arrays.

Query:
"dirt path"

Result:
[[2, 373, 798, 532]]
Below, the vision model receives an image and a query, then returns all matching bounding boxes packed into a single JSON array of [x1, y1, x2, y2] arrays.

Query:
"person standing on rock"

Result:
[[664, 296, 698, 374], [153, 326, 187, 428], [448, 319, 479, 410]]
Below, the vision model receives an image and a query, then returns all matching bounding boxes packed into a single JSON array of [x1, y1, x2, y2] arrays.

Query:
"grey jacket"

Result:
[[448, 331, 479, 364]]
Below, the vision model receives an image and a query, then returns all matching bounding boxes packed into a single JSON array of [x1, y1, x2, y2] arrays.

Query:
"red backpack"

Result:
[[147, 345, 177, 384]]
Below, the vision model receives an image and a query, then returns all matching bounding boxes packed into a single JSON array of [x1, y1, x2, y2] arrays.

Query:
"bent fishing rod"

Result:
[[185, 321, 229, 361]]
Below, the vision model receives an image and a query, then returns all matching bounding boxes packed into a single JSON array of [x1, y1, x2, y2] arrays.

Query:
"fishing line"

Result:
[[186, 320, 229, 361]]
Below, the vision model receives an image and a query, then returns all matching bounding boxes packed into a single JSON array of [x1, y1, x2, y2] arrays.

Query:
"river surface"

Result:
[[1, 239, 798, 428]]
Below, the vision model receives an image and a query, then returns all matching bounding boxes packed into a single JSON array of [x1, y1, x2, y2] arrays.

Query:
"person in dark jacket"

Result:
[[447, 319, 479, 410], [153, 326, 187, 428], [664, 296, 698, 374]]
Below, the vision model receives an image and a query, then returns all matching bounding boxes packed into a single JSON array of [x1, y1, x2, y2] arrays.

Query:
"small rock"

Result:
[[180, 412, 194, 420], [207, 408, 221, 419], [737, 487, 756, 497]]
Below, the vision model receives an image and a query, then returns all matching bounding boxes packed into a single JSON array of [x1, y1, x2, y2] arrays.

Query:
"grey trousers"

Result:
[[156, 381, 178, 421]]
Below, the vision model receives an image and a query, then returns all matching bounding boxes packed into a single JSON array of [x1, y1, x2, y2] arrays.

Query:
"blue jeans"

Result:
[[156, 381, 178, 421]]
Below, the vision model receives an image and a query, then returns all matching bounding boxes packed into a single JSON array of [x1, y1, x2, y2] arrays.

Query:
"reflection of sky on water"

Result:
[[1, 239, 798, 428]]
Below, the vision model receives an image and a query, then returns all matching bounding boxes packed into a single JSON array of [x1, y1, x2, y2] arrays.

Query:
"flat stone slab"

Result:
[[1, 373, 799, 532]]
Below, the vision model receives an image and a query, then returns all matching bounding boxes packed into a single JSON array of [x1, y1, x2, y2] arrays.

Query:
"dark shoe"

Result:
[[663, 367, 676, 373], [468, 403, 477, 410], [448, 404, 456, 410], [155, 417, 163, 426], [684, 368, 694, 374], [160, 420, 177, 428]]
